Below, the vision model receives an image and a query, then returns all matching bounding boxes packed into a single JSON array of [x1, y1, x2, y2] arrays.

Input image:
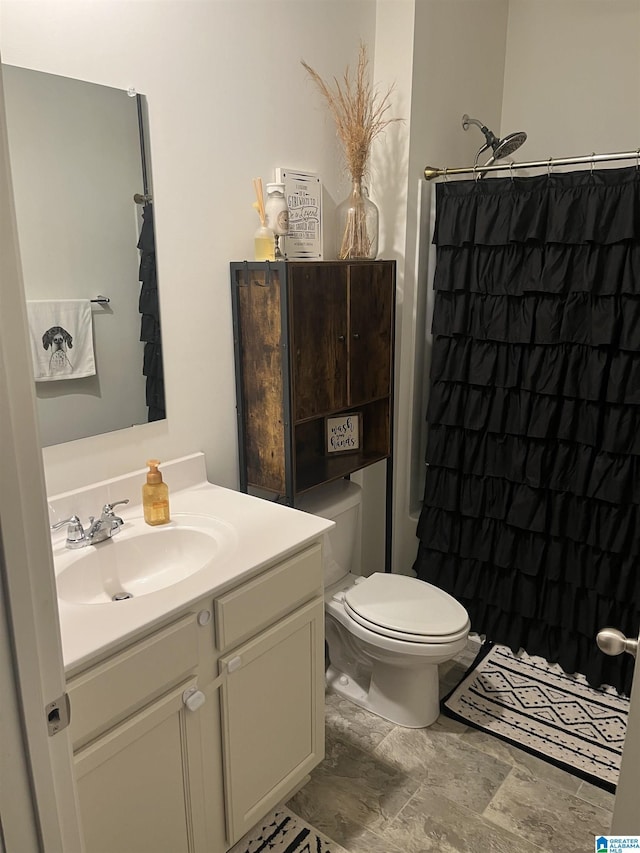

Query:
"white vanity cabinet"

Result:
[[65, 541, 325, 853], [67, 607, 225, 853]]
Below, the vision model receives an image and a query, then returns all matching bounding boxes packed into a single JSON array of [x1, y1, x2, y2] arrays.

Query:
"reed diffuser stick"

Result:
[[253, 178, 266, 225]]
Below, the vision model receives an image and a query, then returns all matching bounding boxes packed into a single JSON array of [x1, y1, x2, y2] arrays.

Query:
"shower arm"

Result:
[[474, 142, 491, 167], [463, 114, 499, 157]]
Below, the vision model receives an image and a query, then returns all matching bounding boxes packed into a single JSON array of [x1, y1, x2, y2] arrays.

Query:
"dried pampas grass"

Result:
[[301, 43, 400, 183]]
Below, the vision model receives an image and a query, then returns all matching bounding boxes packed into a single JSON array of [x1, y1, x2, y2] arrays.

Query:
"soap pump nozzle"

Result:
[[146, 459, 163, 484]]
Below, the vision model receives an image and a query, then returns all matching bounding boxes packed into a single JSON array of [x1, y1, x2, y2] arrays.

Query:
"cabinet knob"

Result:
[[197, 609, 211, 626], [227, 655, 242, 673], [353, 332, 360, 340], [338, 334, 345, 342], [183, 686, 206, 712]]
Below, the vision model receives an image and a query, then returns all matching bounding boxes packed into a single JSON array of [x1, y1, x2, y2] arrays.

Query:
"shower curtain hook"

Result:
[[547, 157, 553, 177], [590, 153, 596, 176], [636, 149, 640, 171], [473, 164, 480, 182], [509, 162, 515, 182], [443, 167, 449, 182]]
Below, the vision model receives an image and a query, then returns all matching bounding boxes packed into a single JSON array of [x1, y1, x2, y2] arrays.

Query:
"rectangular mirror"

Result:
[[3, 66, 165, 446]]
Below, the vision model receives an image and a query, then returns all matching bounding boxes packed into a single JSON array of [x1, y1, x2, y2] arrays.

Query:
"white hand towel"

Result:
[[27, 299, 96, 382]]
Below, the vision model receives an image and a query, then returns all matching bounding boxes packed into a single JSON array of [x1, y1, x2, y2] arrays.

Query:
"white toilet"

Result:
[[298, 479, 470, 728]]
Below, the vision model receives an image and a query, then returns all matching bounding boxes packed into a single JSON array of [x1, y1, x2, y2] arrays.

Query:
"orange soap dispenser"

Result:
[[142, 459, 170, 525]]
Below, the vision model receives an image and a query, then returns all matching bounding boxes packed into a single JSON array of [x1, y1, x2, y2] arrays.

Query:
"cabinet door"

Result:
[[74, 679, 208, 853], [291, 264, 348, 420], [219, 598, 325, 845], [349, 261, 394, 406]]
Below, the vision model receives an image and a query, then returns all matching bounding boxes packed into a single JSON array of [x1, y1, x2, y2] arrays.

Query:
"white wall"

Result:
[[0, 0, 376, 497], [3, 65, 148, 446], [502, 0, 640, 161]]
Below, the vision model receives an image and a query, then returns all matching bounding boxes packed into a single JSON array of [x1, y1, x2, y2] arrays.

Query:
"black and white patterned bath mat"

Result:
[[442, 642, 629, 792], [229, 806, 339, 853]]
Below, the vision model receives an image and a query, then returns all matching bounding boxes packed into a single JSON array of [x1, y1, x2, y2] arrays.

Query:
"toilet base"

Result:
[[326, 658, 441, 728]]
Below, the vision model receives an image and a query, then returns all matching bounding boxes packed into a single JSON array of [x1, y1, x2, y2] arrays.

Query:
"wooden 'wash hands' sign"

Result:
[[325, 413, 362, 454]]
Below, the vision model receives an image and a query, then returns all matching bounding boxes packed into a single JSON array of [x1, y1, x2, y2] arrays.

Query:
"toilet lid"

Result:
[[343, 573, 470, 643]]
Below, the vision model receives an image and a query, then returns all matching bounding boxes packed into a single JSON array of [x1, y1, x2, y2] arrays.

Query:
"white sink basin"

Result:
[[55, 513, 237, 605]]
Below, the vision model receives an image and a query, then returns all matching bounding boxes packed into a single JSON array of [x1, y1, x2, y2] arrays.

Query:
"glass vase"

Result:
[[336, 179, 379, 260]]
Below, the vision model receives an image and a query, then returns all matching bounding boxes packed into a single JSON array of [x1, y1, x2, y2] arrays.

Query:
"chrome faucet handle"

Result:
[[100, 499, 129, 532], [50, 514, 82, 531], [50, 515, 87, 549], [101, 499, 129, 519]]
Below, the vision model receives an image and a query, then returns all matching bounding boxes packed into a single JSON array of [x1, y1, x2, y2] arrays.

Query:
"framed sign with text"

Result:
[[276, 168, 323, 260], [325, 413, 362, 455]]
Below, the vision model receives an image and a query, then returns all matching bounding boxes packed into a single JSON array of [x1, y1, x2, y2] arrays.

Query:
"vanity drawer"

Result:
[[67, 612, 199, 750], [215, 543, 322, 651]]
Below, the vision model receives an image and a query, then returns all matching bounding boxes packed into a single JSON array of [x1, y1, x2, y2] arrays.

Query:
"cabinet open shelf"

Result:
[[294, 398, 390, 493], [294, 452, 388, 496]]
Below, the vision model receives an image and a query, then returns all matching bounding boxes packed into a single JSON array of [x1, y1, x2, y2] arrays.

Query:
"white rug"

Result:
[[443, 642, 630, 792], [229, 806, 339, 853]]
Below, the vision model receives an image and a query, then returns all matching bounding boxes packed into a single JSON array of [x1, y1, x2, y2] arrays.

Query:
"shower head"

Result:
[[493, 131, 528, 160], [462, 114, 527, 167]]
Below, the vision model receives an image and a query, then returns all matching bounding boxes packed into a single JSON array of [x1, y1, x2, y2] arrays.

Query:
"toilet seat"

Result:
[[343, 573, 470, 644]]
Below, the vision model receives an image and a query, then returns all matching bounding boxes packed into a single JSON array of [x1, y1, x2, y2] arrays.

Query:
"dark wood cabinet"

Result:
[[230, 260, 395, 566], [290, 262, 394, 420]]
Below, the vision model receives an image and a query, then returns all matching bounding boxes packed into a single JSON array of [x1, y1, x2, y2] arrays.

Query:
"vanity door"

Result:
[[73, 677, 208, 853], [218, 598, 325, 845]]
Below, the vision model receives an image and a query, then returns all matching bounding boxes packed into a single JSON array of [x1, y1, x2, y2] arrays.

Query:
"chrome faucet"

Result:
[[51, 499, 129, 549], [86, 500, 130, 544]]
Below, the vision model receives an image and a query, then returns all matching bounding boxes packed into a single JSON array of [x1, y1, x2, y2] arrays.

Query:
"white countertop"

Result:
[[49, 454, 332, 675]]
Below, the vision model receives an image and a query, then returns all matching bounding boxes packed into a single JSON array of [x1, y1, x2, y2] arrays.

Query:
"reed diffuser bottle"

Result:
[[265, 182, 289, 259], [252, 177, 274, 260]]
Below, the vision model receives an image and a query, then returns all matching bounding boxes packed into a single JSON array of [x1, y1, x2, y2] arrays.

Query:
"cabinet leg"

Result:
[[385, 456, 393, 573]]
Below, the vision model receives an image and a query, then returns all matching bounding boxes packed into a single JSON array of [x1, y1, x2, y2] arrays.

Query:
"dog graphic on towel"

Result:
[[27, 299, 96, 382], [42, 325, 74, 374]]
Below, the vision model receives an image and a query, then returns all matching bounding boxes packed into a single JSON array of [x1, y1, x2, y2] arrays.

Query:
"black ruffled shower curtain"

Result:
[[413, 167, 640, 696]]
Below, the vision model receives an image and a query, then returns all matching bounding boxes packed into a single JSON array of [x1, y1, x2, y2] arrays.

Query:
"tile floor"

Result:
[[287, 640, 615, 853]]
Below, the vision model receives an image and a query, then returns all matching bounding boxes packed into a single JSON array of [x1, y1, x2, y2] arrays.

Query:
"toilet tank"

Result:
[[297, 480, 361, 586]]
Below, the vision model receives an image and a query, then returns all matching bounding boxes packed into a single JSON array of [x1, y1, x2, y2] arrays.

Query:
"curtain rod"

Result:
[[423, 148, 640, 181]]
